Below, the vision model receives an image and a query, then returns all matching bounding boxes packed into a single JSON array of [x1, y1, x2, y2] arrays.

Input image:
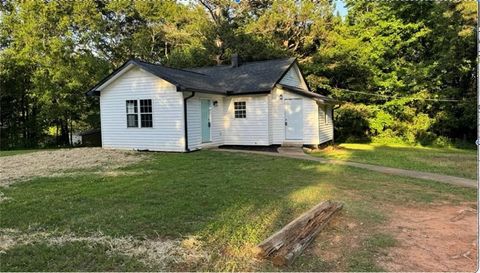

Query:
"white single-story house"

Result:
[[87, 55, 337, 152]]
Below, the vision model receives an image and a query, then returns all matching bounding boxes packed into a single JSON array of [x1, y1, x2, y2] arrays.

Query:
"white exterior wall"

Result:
[[223, 95, 270, 145], [279, 63, 308, 90], [268, 93, 274, 144], [100, 67, 185, 151], [270, 87, 321, 145], [318, 105, 334, 143], [186, 93, 225, 150], [273, 63, 333, 145]]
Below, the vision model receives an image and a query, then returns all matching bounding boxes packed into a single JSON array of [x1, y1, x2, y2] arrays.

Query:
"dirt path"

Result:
[[379, 203, 478, 272], [0, 148, 146, 187], [214, 148, 478, 188]]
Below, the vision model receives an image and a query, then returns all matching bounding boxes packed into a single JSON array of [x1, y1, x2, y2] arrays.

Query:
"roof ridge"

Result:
[[238, 57, 295, 65], [184, 57, 296, 70]]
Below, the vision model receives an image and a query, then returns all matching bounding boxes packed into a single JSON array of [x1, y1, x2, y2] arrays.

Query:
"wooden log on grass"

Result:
[[255, 200, 343, 266]]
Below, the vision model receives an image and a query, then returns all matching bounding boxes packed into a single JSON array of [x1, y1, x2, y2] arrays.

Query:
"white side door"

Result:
[[284, 98, 303, 140]]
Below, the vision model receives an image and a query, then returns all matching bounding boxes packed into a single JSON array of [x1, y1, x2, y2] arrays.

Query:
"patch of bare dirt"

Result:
[[378, 203, 478, 272], [0, 148, 147, 187], [308, 212, 364, 271], [0, 228, 208, 270]]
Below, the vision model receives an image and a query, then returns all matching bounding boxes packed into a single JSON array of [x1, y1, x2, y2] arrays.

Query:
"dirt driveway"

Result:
[[0, 148, 146, 187], [379, 203, 478, 272]]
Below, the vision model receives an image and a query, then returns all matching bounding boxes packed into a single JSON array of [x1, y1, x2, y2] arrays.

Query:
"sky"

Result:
[[334, 0, 348, 17]]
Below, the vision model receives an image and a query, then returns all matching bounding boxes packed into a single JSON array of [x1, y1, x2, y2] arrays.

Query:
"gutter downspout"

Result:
[[183, 91, 195, 152]]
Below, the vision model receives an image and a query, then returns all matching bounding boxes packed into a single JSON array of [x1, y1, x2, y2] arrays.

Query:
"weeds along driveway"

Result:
[[0, 148, 146, 187]]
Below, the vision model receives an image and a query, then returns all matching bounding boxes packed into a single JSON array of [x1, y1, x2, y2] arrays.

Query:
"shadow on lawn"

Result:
[[313, 143, 477, 180], [0, 150, 476, 271]]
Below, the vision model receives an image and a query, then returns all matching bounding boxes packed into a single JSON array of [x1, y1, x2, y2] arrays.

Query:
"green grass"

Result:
[[0, 148, 59, 157], [1, 242, 147, 271], [310, 143, 477, 179], [0, 150, 476, 271], [346, 233, 396, 272], [0, 149, 42, 157]]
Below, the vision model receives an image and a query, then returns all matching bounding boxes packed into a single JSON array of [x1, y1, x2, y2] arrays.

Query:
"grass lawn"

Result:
[[0, 148, 57, 157], [0, 150, 476, 271], [0, 149, 41, 157], [309, 143, 477, 179]]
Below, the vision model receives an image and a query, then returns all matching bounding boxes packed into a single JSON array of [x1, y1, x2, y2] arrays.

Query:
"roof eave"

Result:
[[276, 83, 340, 104], [177, 86, 226, 95]]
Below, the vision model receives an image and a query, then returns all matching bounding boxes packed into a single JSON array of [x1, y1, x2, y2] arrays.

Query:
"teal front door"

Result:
[[201, 100, 211, 142]]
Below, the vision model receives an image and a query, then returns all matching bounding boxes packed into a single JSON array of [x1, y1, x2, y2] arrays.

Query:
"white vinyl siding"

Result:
[[223, 95, 270, 145], [279, 63, 308, 90], [303, 97, 320, 144], [186, 97, 201, 150], [270, 86, 334, 145], [186, 94, 224, 150], [100, 67, 185, 152], [268, 93, 274, 144], [270, 87, 285, 144]]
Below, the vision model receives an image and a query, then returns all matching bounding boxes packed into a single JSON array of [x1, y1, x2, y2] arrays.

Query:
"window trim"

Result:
[[126, 100, 138, 128], [140, 99, 153, 128], [126, 99, 153, 128], [234, 101, 247, 119]]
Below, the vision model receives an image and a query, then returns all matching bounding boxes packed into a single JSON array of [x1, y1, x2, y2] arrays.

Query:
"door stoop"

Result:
[[281, 142, 304, 148]]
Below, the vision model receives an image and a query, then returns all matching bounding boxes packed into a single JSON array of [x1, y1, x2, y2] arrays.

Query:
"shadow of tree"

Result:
[[0, 150, 476, 271]]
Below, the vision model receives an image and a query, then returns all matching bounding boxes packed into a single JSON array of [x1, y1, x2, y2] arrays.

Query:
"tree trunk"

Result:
[[59, 119, 70, 146], [69, 118, 73, 146]]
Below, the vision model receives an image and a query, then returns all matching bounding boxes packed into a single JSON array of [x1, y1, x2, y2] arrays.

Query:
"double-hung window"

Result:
[[234, 101, 246, 118], [126, 99, 153, 128], [140, 99, 153, 128], [126, 100, 138, 127]]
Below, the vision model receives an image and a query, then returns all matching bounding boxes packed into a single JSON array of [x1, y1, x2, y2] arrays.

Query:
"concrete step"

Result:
[[281, 142, 303, 148], [278, 146, 306, 156]]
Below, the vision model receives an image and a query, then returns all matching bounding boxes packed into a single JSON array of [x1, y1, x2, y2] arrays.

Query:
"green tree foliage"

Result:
[[0, 0, 476, 149], [317, 0, 477, 145]]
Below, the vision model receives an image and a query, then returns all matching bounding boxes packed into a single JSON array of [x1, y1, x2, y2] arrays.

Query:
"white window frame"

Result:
[[234, 101, 247, 119], [126, 100, 138, 128], [126, 99, 153, 128], [139, 99, 153, 128]]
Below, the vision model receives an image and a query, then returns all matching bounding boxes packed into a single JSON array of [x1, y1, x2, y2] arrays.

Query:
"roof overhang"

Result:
[[275, 84, 339, 104]]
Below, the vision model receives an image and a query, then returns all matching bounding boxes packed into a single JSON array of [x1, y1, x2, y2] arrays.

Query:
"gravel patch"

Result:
[[0, 148, 147, 187]]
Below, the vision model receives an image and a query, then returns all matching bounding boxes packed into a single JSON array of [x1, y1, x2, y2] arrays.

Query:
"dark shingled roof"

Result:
[[86, 57, 335, 102], [183, 57, 296, 94], [134, 61, 222, 94]]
